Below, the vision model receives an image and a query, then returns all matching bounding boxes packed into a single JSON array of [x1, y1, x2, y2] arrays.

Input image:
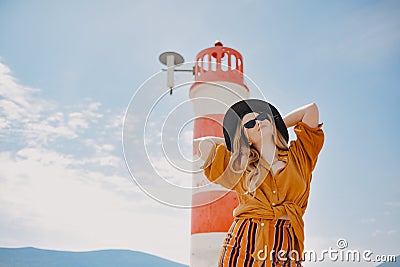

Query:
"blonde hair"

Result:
[[228, 113, 289, 196]]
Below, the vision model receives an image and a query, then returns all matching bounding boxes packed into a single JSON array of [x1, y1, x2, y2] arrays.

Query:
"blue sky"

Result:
[[0, 0, 399, 266]]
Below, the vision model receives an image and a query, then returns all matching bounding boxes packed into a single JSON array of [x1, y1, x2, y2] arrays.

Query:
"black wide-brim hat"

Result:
[[223, 99, 289, 152]]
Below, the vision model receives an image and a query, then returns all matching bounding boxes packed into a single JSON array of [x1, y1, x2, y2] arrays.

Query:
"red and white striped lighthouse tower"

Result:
[[190, 42, 250, 267]]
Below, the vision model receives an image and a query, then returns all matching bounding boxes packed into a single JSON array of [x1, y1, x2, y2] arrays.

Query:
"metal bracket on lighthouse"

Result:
[[159, 51, 194, 95]]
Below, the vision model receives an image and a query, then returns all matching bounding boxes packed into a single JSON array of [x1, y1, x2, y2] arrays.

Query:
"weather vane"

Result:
[[158, 51, 194, 95]]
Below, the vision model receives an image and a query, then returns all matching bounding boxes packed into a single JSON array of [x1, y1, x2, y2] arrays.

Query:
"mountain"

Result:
[[0, 247, 188, 267], [376, 256, 400, 267]]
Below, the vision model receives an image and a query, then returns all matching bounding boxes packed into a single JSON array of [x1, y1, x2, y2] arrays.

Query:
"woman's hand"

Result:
[[193, 136, 225, 161], [283, 103, 320, 128]]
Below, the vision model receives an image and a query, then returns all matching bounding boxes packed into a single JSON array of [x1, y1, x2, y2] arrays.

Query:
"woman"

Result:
[[196, 99, 324, 267]]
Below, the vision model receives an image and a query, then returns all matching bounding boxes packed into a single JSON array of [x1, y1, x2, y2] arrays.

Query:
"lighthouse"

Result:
[[190, 42, 250, 267]]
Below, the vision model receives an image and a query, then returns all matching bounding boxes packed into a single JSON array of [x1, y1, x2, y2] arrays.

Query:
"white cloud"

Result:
[[0, 149, 190, 263], [0, 62, 75, 145], [362, 217, 377, 224], [0, 61, 113, 147], [67, 103, 103, 131], [68, 112, 89, 130], [105, 112, 124, 130], [182, 129, 193, 145], [0, 63, 43, 111], [385, 201, 400, 207], [149, 154, 193, 188], [0, 60, 191, 264]]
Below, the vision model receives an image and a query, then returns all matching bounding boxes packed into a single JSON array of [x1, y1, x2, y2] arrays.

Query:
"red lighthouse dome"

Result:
[[191, 41, 248, 90]]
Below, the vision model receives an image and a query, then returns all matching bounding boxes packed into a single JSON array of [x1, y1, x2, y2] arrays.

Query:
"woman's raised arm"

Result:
[[283, 103, 320, 128], [193, 136, 225, 161]]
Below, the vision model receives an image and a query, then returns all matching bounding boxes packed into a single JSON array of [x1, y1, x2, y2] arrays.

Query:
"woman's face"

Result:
[[241, 112, 273, 145]]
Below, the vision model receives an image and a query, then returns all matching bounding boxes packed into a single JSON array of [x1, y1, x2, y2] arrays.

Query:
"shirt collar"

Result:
[[258, 149, 289, 169]]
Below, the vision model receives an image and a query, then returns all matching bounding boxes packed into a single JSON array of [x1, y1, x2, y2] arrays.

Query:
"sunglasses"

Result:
[[243, 112, 269, 129]]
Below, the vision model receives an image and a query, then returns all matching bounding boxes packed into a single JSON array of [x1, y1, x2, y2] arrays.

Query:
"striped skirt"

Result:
[[218, 218, 302, 267]]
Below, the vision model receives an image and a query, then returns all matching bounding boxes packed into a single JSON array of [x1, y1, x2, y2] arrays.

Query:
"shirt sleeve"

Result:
[[290, 121, 324, 177], [201, 143, 242, 190]]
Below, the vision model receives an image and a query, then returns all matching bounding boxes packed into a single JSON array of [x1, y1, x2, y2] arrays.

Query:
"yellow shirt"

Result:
[[202, 121, 324, 264]]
